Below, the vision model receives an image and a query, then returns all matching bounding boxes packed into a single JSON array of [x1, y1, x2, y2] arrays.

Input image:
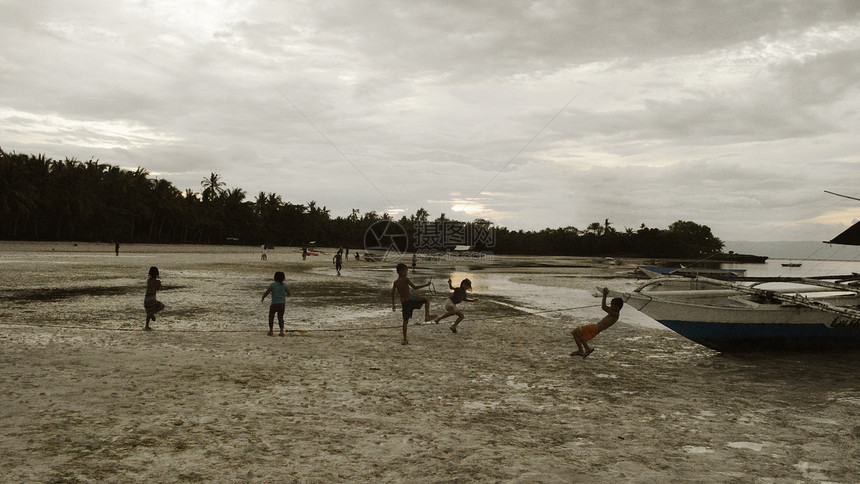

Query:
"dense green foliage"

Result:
[[0, 149, 723, 257]]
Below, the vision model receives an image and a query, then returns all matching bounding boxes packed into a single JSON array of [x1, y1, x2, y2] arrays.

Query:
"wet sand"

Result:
[[1, 243, 859, 482]]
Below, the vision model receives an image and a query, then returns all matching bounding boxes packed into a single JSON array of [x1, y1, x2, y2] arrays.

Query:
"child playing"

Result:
[[391, 263, 436, 345], [144, 266, 164, 331], [571, 287, 623, 358], [333, 249, 343, 275], [261, 271, 292, 336], [434, 278, 478, 333]]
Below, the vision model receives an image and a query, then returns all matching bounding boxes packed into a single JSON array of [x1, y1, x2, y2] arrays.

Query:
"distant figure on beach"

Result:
[[144, 266, 164, 331], [391, 263, 436, 345], [302, 247, 307, 261], [333, 249, 343, 275], [261, 245, 268, 261], [261, 271, 291, 337], [115, 241, 119, 256], [434, 278, 478, 333], [345, 248, 349, 258], [412, 253, 417, 268], [354, 252, 360, 261], [571, 287, 622, 359]]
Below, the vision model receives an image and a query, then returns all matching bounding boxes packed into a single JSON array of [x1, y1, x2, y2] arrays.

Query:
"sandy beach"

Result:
[[1, 242, 858, 482]]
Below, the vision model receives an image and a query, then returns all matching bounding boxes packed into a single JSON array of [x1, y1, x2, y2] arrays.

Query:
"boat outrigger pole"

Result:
[[824, 191, 860, 246], [824, 190, 860, 202], [695, 276, 860, 321]]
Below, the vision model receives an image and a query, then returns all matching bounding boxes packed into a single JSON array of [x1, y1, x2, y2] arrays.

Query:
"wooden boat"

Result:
[[608, 276, 860, 352], [614, 210, 860, 352]]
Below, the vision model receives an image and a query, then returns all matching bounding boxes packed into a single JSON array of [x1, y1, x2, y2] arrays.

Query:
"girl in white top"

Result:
[[434, 278, 477, 333]]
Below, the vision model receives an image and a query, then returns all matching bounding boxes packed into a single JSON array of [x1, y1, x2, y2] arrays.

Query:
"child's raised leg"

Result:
[[422, 298, 436, 322], [434, 309, 456, 324]]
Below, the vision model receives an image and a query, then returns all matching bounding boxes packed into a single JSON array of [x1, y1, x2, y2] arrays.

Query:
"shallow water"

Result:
[[723, 258, 860, 278]]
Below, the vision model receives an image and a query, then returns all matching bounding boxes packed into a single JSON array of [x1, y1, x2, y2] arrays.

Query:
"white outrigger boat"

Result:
[[608, 275, 860, 352], [606, 201, 860, 352]]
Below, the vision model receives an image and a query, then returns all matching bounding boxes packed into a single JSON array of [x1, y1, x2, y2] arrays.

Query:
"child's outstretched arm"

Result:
[[391, 283, 398, 311], [600, 288, 620, 318], [447, 278, 455, 290], [261, 288, 272, 302], [409, 278, 431, 290]]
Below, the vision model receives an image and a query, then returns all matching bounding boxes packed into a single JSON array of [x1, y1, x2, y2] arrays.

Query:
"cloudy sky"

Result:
[[2, 0, 859, 242]]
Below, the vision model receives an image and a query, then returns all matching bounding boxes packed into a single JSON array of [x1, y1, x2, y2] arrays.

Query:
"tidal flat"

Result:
[[1, 242, 858, 482]]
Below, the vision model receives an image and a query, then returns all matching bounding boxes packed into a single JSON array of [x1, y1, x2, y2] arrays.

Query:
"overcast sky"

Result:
[[2, 0, 859, 242]]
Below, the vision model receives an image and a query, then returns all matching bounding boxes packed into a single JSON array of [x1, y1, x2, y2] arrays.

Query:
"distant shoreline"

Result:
[[3, 239, 858, 262]]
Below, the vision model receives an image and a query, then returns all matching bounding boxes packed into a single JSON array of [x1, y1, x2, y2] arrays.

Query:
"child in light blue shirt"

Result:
[[261, 271, 291, 336]]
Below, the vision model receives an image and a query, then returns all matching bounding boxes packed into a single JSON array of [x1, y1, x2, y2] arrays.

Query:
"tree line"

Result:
[[0, 149, 723, 258]]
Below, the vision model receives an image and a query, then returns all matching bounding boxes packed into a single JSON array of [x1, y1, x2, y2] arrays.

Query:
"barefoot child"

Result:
[[434, 278, 478, 333], [391, 263, 436, 345], [333, 249, 343, 276], [144, 266, 164, 330], [261, 271, 291, 336], [571, 287, 622, 358]]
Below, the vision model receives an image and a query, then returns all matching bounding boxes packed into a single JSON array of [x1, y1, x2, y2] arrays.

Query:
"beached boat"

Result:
[[636, 265, 746, 279], [612, 216, 860, 352], [608, 276, 860, 351]]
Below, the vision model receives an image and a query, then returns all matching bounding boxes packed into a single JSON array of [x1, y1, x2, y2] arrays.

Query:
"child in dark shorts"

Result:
[[262, 271, 291, 336], [391, 263, 436, 345]]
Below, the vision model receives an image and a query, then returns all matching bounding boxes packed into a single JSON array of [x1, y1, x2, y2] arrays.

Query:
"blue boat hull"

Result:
[[658, 320, 860, 352]]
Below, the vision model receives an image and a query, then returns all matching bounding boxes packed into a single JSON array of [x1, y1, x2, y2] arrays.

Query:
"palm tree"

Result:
[[180, 188, 202, 242], [25, 153, 52, 239], [254, 192, 284, 243], [201, 172, 225, 202], [0, 150, 38, 237], [148, 178, 182, 241], [603, 218, 614, 235]]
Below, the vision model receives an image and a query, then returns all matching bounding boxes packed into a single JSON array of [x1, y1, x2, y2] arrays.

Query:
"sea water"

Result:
[[722, 258, 860, 278]]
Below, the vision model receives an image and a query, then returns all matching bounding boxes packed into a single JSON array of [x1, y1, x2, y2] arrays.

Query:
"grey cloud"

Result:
[[2, 0, 859, 241]]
